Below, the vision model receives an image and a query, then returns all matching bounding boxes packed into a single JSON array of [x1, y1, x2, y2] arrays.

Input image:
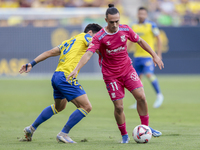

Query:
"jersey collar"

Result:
[[103, 26, 119, 35]]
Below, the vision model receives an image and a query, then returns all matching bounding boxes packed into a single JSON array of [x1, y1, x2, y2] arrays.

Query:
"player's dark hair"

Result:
[[84, 23, 102, 33], [106, 4, 119, 17], [138, 7, 148, 12]]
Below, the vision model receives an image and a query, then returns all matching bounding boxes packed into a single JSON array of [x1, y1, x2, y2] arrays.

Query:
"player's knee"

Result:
[[115, 105, 124, 114], [136, 93, 146, 103], [147, 74, 156, 82], [55, 104, 66, 112], [54, 98, 67, 112], [55, 101, 67, 112], [86, 104, 92, 113], [82, 103, 92, 113]]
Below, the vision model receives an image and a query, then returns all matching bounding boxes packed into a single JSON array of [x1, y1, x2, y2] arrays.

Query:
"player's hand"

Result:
[[19, 63, 32, 74], [67, 70, 78, 81], [153, 55, 164, 70]]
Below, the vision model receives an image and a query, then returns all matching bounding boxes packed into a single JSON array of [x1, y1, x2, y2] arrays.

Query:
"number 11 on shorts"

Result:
[[110, 82, 118, 91]]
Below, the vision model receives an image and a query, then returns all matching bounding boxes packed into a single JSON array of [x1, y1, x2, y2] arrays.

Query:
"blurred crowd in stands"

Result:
[[0, 0, 124, 27], [0, 0, 200, 27], [146, 0, 200, 26], [0, 0, 119, 8]]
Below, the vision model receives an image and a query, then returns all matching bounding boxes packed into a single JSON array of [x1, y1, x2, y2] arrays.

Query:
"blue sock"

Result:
[[32, 104, 58, 130], [149, 75, 161, 94], [61, 108, 88, 134]]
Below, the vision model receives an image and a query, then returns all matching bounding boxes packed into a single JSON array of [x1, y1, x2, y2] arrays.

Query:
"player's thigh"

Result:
[[134, 57, 144, 76], [51, 72, 66, 100], [124, 66, 143, 93], [59, 79, 90, 112], [113, 98, 124, 111], [104, 78, 125, 101], [51, 72, 86, 102], [60, 82, 86, 102], [54, 73, 86, 102]]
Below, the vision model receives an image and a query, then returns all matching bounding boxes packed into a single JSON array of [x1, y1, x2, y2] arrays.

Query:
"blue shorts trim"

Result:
[[51, 72, 86, 102], [133, 57, 154, 76]]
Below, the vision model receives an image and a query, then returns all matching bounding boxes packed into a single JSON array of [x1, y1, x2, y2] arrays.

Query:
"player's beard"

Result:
[[112, 26, 117, 32]]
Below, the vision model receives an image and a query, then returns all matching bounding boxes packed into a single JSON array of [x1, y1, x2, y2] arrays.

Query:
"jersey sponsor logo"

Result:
[[106, 46, 125, 55], [111, 93, 116, 98], [120, 35, 126, 42], [130, 72, 140, 81], [106, 41, 111, 45], [88, 43, 94, 48]]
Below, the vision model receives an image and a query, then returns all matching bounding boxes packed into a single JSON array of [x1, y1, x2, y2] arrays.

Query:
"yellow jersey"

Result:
[[131, 20, 160, 58], [55, 32, 92, 78]]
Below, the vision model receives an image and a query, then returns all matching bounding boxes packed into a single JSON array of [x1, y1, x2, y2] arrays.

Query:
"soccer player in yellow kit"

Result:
[[19, 23, 102, 143], [128, 7, 164, 109]]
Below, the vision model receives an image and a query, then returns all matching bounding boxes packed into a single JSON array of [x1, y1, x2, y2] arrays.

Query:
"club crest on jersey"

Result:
[[106, 41, 111, 45], [120, 35, 126, 42], [130, 72, 139, 81], [88, 43, 94, 48]]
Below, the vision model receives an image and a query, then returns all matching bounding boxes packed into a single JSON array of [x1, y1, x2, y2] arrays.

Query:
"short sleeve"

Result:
[[87, 36, 100, 53], [83, 34, 92, 46], [128, 26, 140, 43], [57, 40, 67, 51]]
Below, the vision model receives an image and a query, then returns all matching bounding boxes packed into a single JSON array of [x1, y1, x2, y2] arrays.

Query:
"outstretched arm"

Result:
[[19, 47, 60, 74], [67, 51, 94, 81], [137, 37, 164, 69]]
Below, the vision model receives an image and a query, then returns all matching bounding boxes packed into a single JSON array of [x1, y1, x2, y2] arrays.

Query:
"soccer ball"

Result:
[[132, 125, 152, 143]]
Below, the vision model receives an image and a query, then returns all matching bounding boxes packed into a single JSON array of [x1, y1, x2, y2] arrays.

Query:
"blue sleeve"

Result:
[[151, 21, 158, 29], [148, 21, 160, 36], [84, 34, 92, 46]]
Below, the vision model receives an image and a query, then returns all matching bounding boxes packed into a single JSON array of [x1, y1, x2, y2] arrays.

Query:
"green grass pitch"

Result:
[[0, 75, 200, 150]]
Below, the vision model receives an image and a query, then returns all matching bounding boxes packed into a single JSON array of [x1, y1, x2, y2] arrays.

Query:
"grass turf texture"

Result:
[[0, 75, 200, 150]]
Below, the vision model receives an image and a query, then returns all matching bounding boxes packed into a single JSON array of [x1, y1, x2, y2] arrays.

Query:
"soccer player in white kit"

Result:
[[68, 4, 164, 143]]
